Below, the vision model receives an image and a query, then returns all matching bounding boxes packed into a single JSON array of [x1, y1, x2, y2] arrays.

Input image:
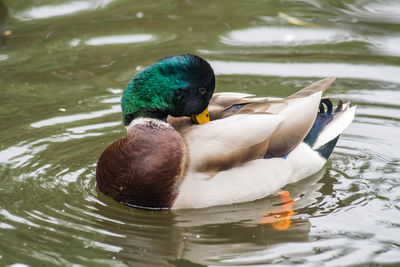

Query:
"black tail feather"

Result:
[[304, 98, 340, 159]]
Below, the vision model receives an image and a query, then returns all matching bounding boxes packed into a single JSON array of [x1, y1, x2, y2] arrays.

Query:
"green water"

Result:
[[1, 0, 400, 266]]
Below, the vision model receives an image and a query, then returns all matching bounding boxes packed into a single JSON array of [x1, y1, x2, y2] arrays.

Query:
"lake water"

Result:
[[1, 0, 400, 266]]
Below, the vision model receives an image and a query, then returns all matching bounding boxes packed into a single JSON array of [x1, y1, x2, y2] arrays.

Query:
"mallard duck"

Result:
[[96, 54, 355, 210]]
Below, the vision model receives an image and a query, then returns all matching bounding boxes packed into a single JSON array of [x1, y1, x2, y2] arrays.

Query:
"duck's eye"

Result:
[[175, 88, 184, 101], [198, 87, 207, 95]]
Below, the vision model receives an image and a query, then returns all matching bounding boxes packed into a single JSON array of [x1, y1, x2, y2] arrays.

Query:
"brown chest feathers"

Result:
[[96, 119, 187, 209]]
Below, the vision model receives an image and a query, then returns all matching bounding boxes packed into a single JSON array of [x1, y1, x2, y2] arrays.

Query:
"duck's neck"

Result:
[[126, 117, 169, 131], [123, 109, 169, 126], [96, 117, 187, 209]]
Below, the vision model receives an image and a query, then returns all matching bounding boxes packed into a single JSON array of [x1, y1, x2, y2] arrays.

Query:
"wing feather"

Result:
[[183, 114, 282, 172]]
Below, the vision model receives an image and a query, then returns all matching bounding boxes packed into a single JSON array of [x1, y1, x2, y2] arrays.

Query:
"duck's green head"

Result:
[[121, 54, 215, 126]]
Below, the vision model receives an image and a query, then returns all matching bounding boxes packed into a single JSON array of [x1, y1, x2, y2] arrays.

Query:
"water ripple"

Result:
[[222, 27, 352, 46], [16, 0, 115, 21], [30, 105, 120, 128], [211, 60, 400, 84]]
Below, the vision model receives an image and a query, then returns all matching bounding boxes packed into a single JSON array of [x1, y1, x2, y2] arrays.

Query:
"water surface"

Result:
[[1, 0, 400, 266]]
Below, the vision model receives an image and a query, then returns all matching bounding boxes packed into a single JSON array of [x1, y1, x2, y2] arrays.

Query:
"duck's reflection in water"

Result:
[[94, 167, 327, 266], [260, 190, 295, 231]]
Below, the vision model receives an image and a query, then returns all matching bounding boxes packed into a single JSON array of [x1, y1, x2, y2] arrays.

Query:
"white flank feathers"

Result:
[[172, 143, 325, 209]]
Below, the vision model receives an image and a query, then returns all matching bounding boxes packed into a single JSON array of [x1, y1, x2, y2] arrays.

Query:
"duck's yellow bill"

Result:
[[191, 107, 210, 124]]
